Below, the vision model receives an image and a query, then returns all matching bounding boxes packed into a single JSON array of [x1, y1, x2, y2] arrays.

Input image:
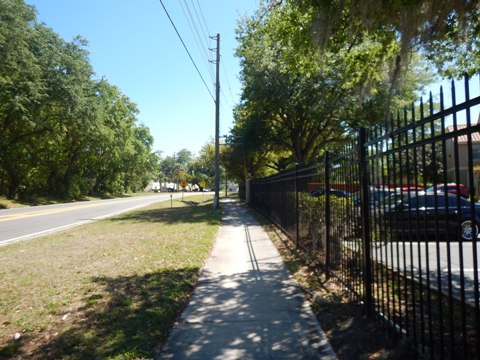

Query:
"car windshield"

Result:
[[407, 192, 472, 208]]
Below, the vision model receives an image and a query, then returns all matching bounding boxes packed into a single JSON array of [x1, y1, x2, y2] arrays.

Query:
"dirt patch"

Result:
[[310, 280, 419, 359]]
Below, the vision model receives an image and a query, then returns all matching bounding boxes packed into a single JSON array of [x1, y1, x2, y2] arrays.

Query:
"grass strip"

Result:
[[0, 195, 220, 359]]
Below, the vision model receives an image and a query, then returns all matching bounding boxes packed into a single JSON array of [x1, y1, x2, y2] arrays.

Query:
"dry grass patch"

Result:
[[0, 195, 220, 359], [0, 198, 27, 209]]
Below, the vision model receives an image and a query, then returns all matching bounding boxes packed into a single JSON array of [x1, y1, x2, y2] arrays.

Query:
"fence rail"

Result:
[[249, 75, 480, 359]]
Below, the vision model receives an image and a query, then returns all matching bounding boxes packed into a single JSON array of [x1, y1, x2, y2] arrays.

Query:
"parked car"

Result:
[[426, 183, 469, 199], [311, 188, 351, 198], [355, 186, 392, 207], [392, 186, 425, 192], [382, 191, 480, 241]]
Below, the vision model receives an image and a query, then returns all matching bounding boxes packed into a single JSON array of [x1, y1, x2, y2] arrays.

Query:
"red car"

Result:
[[426, 183, 469, 198]]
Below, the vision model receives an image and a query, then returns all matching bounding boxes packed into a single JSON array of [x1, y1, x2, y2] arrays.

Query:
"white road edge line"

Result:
[[0, 199, 163, 247]]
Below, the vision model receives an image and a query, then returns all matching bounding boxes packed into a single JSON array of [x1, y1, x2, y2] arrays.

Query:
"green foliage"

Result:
[[298, 192, 351, 229], [231, 0, 436, 175], [300, 0, 480, 79], [0, 0, 158, 199], [190, 143, 216, 186], [297, 191, 356, 251], [157, 148, 195, 188]]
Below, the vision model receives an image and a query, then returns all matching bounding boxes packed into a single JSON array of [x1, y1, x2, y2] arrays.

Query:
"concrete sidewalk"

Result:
[[159, 198, 337, 360]]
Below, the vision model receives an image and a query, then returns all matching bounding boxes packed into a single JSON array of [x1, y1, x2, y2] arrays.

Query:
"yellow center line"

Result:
[[0, 202, 110, 222]]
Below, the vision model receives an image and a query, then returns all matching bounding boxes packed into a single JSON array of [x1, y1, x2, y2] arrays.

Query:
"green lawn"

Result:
[[0, 195, 221, 359]]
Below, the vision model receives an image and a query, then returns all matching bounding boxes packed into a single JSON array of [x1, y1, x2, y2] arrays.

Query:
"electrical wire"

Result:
[[158, 0, 215, 102], [180, 0, 215, 84], [222, 61, 235, 105], [189, 0, 220, 88], [194, 0, 211, 41], [192, 0, 236, 109]]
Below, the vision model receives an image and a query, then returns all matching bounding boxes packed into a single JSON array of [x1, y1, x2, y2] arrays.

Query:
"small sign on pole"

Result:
[[179, 181, 187, 201]]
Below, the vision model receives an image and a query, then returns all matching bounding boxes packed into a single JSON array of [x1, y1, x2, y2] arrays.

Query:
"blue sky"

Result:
[[26, 0, 260, 157]]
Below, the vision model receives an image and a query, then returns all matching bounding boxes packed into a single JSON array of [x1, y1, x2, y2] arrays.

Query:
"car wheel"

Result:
[[459, 219, 479, 241]]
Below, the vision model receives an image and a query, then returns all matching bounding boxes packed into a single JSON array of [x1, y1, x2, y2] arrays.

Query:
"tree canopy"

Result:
[[301, 0, 480, 79], [156, 143, 228, 191], [0, 0, 158, 200], [226, 0, 478, 180]]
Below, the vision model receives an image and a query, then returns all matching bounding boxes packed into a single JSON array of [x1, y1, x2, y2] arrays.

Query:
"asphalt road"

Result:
[[375, 240, 480, 305], [0, 193, 196, 246]]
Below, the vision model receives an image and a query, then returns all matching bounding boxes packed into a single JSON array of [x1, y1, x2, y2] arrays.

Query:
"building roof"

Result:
[[446, 114, 480, 143]]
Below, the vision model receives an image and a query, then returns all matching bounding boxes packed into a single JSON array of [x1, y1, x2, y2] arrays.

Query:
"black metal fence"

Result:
[[249, 75, 480, 359]]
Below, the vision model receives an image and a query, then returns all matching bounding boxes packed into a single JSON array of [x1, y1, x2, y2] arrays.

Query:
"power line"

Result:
[[157, 0, 215, 102], [189, 0, 216, 83], [193, 0, 211, 41], [222, 61, 235, 105], [179, 0, 215, 84]]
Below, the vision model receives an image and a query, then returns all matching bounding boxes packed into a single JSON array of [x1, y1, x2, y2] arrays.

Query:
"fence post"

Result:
[[245, 175, 251, 204], [324, 151, 331, 275], [295, 163, 299, 248], [359, 128, 373, 316]]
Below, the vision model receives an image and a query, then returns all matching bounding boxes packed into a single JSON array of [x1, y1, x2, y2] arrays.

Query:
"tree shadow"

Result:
[[107, 201, 220, 226], [28, 267, 200, 359], [159, 266, 334, 359], [158, 200, 336, 359]]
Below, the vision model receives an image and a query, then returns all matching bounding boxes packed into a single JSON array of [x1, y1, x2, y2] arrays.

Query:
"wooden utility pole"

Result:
[[213, 33, 221, 209]]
